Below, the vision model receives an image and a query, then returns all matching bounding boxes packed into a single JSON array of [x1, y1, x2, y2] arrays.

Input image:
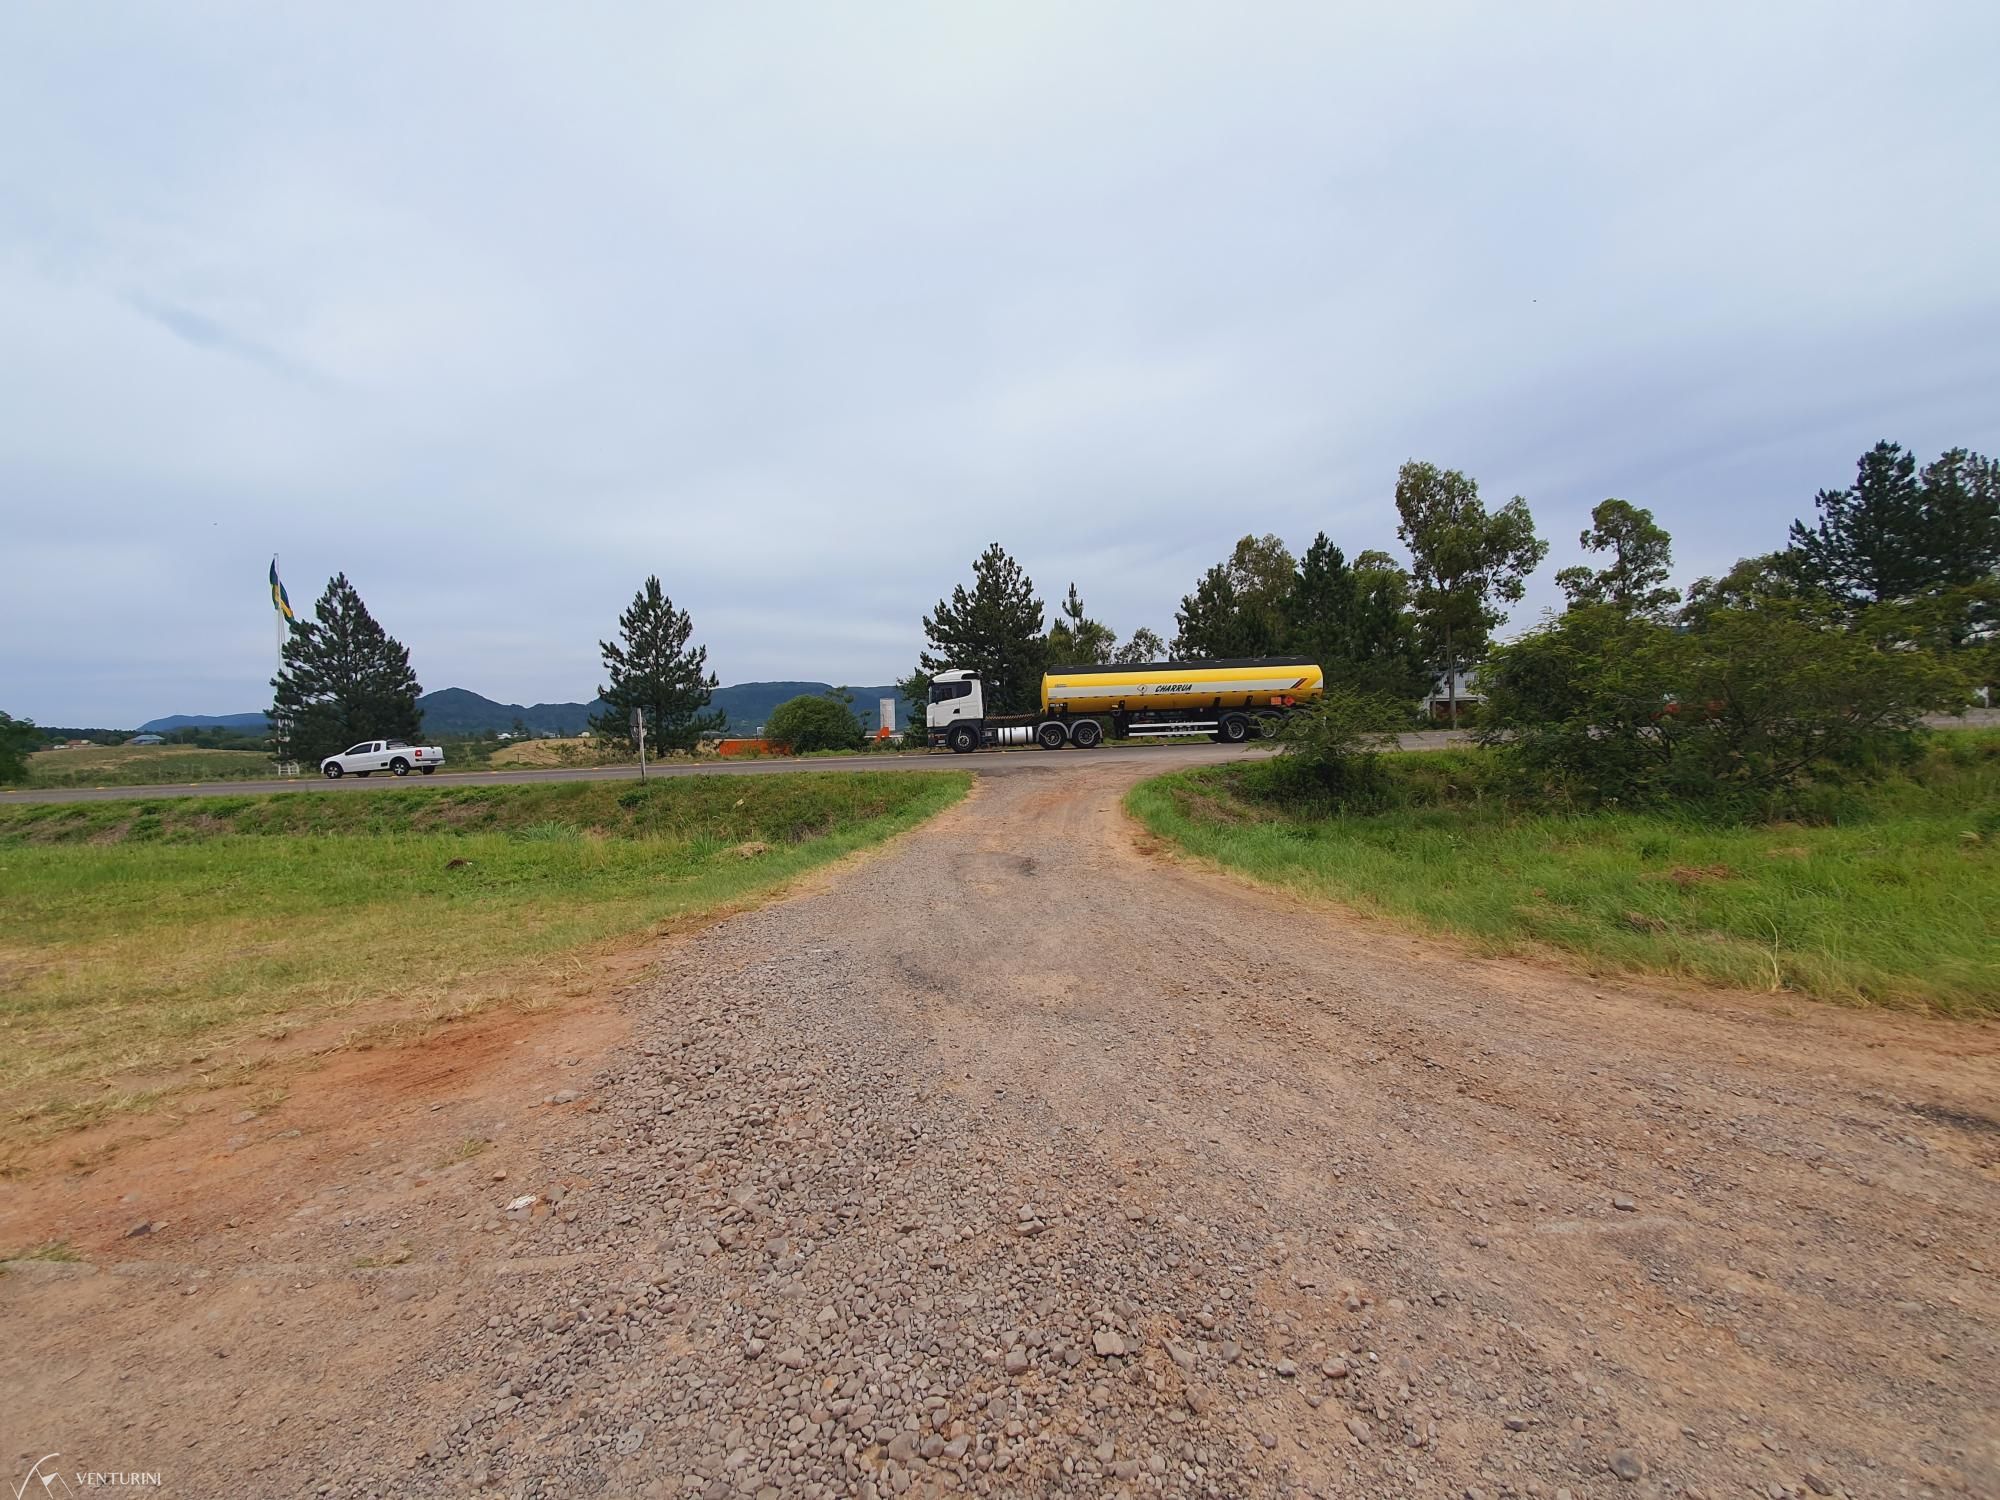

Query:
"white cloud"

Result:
[[1, 1, 1997, 722]]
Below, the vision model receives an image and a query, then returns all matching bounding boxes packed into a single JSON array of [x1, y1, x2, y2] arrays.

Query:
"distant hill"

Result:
[[137, 711, 271, 733], [140, 682, 917, 739], [415, 688, 600, 736], [711, 683, 911, 736]]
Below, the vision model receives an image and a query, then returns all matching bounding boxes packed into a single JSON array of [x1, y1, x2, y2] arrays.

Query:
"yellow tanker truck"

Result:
[[925, 656, 1325, 752]]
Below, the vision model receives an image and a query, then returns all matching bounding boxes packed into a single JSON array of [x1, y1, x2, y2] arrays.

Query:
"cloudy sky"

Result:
[[3, 3, 1996, 725]]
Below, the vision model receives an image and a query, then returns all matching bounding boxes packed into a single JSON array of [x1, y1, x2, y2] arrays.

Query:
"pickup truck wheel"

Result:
[[323, 764, 342, 779], [390, 758, 410, 776], [356, 770, 371, 777], [419, 766, 436, 775], [948, 724, 979, 754], [1035, 721, 1068, 750], [1070, 719, 1103, 749], [1218, 714, 1251, 744]]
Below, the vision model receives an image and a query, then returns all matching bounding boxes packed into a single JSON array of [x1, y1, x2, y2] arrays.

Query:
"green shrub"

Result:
[[1481, 598, 1969, 814], [1246, 689, 1407, 811], [766, 695, 863, 754], [0, 711, 42, 782]]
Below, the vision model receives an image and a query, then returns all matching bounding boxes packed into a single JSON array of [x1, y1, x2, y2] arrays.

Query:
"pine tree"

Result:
[[1046, 583, 1116, 666], [270, 573, 423, 764], [1787, 442, 1931, 605], [1282, 534, 1429, 699], [1555, 499, 1680, 617], [1346, 553, 1431, 700], [1916, 447, 2000, 591], [1283, 534, 1360, 664], [918, 543, 1047, 715], [591, 576, 725, 751], [1172, 565, 1245, 658]]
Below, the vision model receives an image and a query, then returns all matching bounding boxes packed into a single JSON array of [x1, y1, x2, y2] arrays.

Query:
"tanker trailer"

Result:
[[925, 657, 1324, 752]]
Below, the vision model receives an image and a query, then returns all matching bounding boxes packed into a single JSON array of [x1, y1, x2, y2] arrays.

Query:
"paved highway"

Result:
[[1, 742, 1287, 805]]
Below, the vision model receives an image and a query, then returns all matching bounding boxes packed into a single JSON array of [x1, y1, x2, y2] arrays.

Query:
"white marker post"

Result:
[[631, 706, 647, 782]]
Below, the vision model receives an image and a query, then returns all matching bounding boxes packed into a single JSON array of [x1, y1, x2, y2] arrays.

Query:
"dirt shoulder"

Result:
[[4, 762, 1995, 1500]]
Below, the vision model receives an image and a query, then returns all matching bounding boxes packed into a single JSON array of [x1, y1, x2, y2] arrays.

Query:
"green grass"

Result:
[[1, 1239, 80, 1263], [0, 773, 969, 1140], [1128, 734, 2000, 1014], [12, 743, 282, 789]]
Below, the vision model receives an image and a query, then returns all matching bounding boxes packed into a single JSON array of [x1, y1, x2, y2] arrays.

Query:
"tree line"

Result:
[[903, 460, 1557, 720], [264, 571, 727, 765], [13, 435, 1974, 774], [901, 441, 1996, 734], [1476, 441, 1998, 809]]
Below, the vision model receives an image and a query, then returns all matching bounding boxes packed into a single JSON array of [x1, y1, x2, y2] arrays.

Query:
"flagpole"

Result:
[[274, 552, 283, 675], [273, 553, 288, 776]]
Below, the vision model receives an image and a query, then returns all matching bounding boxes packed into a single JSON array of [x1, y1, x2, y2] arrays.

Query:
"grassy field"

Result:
[[13, 743, 280, 789], [1129, 732, 2000, 1014], [485, 737, 633, 769], [0, 772, 969, 1144]]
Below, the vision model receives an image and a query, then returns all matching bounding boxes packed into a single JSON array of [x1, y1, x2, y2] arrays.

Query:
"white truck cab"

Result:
[[926, 671, 1105, 752], [925, 670, 984, 742]]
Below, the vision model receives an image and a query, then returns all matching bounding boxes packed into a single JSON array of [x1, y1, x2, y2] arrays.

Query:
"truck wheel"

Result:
[[949, 725, 979, 754], [323, 763, 342, 779], [356, 770, 370, 777], [1218, 714, 1251, 744], [390, 758, 411, 776], [1070, 719, 1103, 749], [1036, 721, 1068, 750], [1256, 713, 1282, 739], [420, 766, 436, 774]]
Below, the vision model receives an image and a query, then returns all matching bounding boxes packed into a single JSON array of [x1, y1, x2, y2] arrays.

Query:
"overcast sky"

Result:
[[3, 4, 1997, 724]]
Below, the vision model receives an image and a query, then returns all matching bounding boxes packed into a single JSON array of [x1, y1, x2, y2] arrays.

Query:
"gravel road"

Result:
[[4, 757, 1995, 1499]]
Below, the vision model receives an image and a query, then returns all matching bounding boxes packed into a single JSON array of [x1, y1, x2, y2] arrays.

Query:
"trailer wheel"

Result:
[[1070, 719, 1103, 749], [1035, 721, 1069, 750], [1255, 712, 1282, 739], [949, 724, 979, 754], [1218, 714, 1251, 744]]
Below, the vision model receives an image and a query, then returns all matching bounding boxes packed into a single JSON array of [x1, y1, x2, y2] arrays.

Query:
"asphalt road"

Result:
[[1, 741, 1287, 805]]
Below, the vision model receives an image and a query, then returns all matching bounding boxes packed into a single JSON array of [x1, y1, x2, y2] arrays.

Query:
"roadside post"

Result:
[[632, 707, 647, 782]]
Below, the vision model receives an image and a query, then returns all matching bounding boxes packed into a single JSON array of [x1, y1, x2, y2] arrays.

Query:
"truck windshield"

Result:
[[928, 681, 971, 703]]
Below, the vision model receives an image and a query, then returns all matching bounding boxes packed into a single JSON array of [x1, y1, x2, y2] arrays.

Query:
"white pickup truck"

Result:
[[319, 739, 445, 779]]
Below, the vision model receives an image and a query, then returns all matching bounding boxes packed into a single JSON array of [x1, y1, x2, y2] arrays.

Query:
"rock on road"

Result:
[[4, 757, 1996, 1500]]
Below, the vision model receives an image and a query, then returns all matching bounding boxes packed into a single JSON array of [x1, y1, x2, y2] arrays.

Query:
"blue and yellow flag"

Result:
[[269, 558, 295, 620]]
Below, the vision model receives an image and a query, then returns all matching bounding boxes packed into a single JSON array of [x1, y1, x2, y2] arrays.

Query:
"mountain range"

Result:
[[140, 683, 915, 738]]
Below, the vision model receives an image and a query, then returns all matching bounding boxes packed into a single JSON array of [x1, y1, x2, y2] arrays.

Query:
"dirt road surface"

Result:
[[4, 759, 1996, 1500]]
